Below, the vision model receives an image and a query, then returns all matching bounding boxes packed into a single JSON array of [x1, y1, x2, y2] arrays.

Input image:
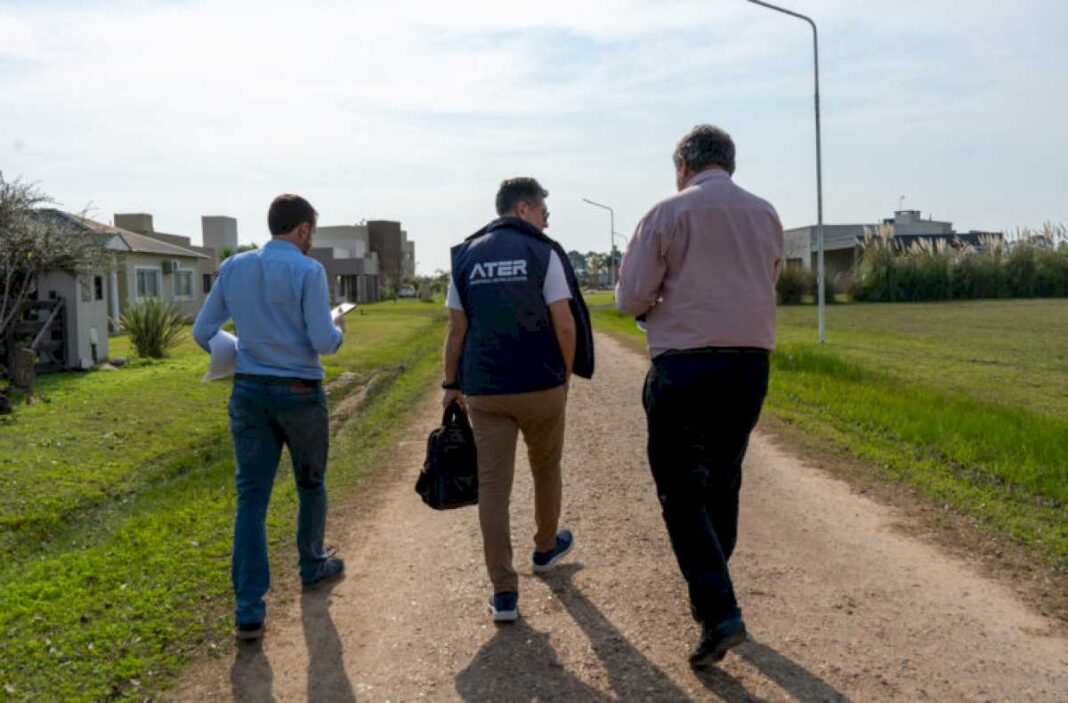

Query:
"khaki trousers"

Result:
[[466, 384, 568, 594]]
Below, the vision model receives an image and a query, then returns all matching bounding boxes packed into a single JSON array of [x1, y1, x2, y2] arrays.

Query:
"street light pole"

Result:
[[746, 0, 826, 343], [582, 197, 615, 288]]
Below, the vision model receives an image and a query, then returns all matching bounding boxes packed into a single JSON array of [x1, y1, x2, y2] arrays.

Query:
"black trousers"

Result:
[[643, 348, 769, 626]]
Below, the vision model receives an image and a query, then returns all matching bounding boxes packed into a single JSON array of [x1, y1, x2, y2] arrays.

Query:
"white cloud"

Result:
[[1, 0, 1065, 271]]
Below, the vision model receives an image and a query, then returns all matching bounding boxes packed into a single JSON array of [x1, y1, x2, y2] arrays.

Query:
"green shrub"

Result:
[[855, 224, 1068, 302], [116, 299, 186, 358], [776, 265, 807, 304]]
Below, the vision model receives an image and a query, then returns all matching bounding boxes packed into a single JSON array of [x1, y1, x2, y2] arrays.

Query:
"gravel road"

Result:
[[172, 332, 1068, 702]]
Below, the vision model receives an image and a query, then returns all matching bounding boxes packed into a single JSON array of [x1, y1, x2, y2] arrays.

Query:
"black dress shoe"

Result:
[[689, 617, 747, 669]]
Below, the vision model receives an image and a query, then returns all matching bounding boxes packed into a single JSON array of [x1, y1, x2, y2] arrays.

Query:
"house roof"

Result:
[[37, 210, 208, 259], [119, 229, 207, 258], [32, 209, 125, 251]]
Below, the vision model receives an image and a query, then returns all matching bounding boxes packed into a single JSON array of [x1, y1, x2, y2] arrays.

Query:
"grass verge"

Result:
[[584, 294, 1068, 571], [0, 300, 445, 701]]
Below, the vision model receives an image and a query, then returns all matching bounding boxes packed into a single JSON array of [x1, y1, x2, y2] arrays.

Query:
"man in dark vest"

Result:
[[442, 177, 594, 622]]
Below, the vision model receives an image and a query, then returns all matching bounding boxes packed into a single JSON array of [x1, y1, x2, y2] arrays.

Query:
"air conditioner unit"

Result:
[[161, 259, 181, 273]]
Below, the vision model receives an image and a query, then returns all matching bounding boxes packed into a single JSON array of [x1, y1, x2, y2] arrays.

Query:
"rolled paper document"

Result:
[[202, 330, 238, 381]]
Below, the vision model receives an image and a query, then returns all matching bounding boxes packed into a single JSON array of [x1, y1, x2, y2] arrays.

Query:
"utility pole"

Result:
[[746, 0, 826, 343]]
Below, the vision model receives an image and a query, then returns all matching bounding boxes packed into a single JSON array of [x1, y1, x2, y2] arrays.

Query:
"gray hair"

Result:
[[673, 124, 736, 176]]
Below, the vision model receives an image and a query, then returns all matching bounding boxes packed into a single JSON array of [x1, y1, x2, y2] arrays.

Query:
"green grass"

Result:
[[0, 299, 446, 701], [585, 293, 1068, 567]]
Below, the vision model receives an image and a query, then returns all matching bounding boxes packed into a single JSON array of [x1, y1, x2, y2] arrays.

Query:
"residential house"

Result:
[[27, 210, 128, 370], [784, 209, 1003, 275], [114, 213, 219, 309], [310, 224, 380, 303]]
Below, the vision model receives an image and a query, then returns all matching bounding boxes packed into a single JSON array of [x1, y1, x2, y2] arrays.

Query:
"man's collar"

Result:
[[685, 168, 731, 189], [266, 238, 301, 253], [466, 216, 547, 242]]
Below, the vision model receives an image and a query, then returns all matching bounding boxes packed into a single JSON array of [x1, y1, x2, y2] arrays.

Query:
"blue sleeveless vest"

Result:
[[451, 219, 567, 396]]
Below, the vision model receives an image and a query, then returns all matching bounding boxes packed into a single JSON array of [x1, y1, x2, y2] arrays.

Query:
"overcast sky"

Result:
[[2, 0, 1066, 273]]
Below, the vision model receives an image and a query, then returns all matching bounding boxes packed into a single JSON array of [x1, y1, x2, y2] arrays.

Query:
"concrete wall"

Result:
[[114, 213, 154, 235], [309, 245, 380, 304], [116, 252, 205, 319], [891, 210, 953, 235], [202, 216, 238, 256], [784, 225, 867, 271], [783, 227, 812, 268], [316, 225, 370, 258], [810, 248, 859, 278], [36, 270, 109, 369], [368, 220, 405, 285], [130, 231, 216, 290], [402, 238, 415, 279]]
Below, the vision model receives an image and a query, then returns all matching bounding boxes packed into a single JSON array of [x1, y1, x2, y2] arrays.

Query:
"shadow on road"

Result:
[[455, 616, 612, 702], [230, 638, 275, 703], [694, 638, 851, 703], [302, 578, 357, 703], [457, 562, 694, 701]]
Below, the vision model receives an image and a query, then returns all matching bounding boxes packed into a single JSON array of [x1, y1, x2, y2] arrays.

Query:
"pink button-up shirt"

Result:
[[616, 169, 784, 358]]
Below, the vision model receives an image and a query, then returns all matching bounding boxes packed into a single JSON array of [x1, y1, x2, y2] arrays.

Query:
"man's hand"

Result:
[[442, 389, 466, 411], [333, 312, 346, 333]]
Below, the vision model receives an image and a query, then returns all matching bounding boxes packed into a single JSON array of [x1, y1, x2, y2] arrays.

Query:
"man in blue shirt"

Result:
[[193, 194, 345, 641]]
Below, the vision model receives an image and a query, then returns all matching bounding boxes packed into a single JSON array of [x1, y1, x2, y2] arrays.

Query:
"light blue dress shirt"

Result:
[[193, 239, 343, 380]]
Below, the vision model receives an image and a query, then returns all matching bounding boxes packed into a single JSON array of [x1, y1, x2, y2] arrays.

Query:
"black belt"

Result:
[[234, 373, 321, 387], [655, 346, 769, 360]]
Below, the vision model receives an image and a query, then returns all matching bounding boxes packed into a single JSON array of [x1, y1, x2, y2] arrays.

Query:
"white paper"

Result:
[[202, 330, 238, 382], [332, 302, 356, 322]]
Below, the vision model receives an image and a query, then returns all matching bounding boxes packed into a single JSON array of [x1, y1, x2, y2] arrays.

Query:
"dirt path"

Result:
[[172, 333, 1068, 702]]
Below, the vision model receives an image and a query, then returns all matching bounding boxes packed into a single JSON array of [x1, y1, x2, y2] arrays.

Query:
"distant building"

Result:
[[310, 224, 380, 303], [201, 216, 238, 259], [784, 210, 1002, 275], [368, 220, 415, 287], [114, 213, 219, 307], [29, 210, 126, 370]]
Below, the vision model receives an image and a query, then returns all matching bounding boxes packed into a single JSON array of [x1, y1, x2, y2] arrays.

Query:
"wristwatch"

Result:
[[441, 379, 460, 390]]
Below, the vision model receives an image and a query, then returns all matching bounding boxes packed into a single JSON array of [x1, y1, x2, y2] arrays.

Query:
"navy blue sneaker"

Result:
[[301, 556, 345, 588], [489, 591, 519, 622], [689, 617, 747, 668], [532, 529, 574, 574]]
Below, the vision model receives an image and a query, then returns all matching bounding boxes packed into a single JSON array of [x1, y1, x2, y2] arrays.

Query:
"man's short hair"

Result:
[[673, 125, 736, 176], [268, 194, 317, 235], [495, 177, 549, 216]]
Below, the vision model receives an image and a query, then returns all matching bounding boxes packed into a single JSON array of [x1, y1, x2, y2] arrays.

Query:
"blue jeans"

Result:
[[229, 377, 331, 625]]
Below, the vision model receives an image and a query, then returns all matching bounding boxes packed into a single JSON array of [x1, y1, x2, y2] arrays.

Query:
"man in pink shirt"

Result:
[[616, 124, 783, 668]]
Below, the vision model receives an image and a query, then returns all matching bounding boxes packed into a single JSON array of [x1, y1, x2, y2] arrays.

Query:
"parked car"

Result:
[[398, 286, 417, 298]]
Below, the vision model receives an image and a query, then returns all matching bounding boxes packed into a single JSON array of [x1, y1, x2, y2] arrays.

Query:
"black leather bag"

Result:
[[416, 400, 479, 509]]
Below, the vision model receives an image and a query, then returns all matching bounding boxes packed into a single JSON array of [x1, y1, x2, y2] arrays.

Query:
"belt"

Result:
[[655, 346, 769, 360], [234, 373, 321, 387]]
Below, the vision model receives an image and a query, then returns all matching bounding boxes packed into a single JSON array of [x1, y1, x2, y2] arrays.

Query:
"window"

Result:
[[136, 268, 161, 299], [94, 276, 104, 301], [79, 275, 92, 302], [202, 273, 213, 294], [174, 270, 194, 300]]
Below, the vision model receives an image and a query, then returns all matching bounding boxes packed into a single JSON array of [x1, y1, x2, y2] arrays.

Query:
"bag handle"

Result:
[[442, 399, 469, 427]]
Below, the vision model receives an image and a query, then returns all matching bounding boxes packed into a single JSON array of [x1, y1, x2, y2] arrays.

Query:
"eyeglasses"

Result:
[[522, 201, 549, 220]]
